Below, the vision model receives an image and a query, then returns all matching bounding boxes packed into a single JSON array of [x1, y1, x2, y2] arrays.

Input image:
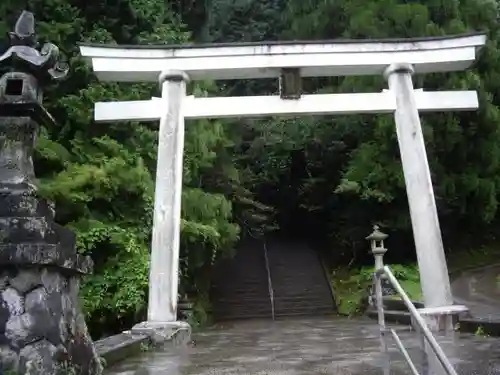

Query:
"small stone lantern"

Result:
[[366, 225, 398, 309], [366, 224, 388, 276]]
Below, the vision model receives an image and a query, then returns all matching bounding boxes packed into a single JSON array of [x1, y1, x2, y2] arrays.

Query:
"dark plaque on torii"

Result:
[[0, 11, 102, 375]]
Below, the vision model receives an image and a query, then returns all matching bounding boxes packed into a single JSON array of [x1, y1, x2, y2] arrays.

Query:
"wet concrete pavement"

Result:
[[105, 317, 500, 375], [452, 263, 500, 320], [103, 265, 500, 374]]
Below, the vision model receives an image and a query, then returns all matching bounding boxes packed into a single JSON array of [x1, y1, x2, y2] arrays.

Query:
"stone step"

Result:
[[273, 279, 325, 284], [273, 291, 329, 296], [212, 282, 268, 288], [273, 276, 326, 280], [213, 285, 268, 290], [274, 308, 335, 316], [268, 259, 321, 264], [213, 286, 269, 291], [274, 302, 335, 311], [271, 270, 323, 274], [213, 297, 272, 305], [213, 279, 268, 284], [212, 279, 268, 284], [274, 309, 335, 317], [214, 301, 335, 315], [272, 275, 327, 280], [270, 268, 325, 273], [268, 257, 321, 261], [212, 306, 272, 314], [213, 284, 269, 289], [274, 307, 335, 315], [212, 299, 269, 306], [214, 302, 333, 310], [212, 307, 272, 316], [273, 286, 329, 290], [213, 312, 273, 321], [214, 296, 333, 305], [269, 265, 323, 271], [213, 306, 269, 312], [274, 299, 334, 307], [212, 290, 270, 298], [273, 281, 329, 286], [268, 258, 322, 263], [273, 296, 332, 302], [212, 304, 272, 312], [273, 295, 334, 302], [273, 290, 332, 299], [212, 294, 270, 300]]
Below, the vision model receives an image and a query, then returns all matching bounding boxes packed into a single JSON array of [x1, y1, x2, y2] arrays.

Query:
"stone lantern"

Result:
[[366, 225, 397, 308], [366, 224, 388, 275], [0, 11, 102, 375]]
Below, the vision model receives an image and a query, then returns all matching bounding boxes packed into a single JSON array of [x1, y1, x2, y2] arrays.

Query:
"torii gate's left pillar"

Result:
[[0, 11, 102, 375], [131, 70, 191, 344]]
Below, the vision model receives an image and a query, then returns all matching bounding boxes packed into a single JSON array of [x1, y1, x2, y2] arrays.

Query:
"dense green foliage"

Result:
[[332, 264, 422, 316], [211, 0, 500, 263], [2, 0, 500, 335]]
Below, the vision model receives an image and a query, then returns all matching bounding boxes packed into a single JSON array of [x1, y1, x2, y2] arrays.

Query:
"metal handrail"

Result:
[[263, 241, 275, 320], [316, 250, 337, 308], [374, 265, 458, 375]]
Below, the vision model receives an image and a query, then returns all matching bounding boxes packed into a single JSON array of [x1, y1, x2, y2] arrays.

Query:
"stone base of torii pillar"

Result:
[[131, 321, 191, 345]]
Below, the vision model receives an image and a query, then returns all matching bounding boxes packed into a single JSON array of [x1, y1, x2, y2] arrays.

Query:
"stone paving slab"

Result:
[[452, 264, 500, 321], [104, 317, 500, 375]]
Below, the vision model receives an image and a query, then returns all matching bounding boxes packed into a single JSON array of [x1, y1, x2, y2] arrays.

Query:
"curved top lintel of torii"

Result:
[[79, 33, 486, 83]]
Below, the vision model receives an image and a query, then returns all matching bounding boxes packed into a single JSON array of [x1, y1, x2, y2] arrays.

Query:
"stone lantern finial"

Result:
[[0, 10, 69, 84]]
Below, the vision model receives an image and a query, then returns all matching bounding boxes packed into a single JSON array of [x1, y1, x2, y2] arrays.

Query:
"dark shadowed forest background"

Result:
[[1, 0, 500, 337]]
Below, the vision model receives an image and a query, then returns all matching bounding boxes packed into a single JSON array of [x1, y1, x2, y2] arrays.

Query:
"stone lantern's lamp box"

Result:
[[0, 11, 102, 375]]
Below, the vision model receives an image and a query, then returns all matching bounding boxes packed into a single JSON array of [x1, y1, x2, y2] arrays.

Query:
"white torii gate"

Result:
[[80, 33, 486, 336]]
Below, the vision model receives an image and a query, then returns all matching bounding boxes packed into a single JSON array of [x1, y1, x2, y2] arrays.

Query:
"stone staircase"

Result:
[[266, 239, 336, 318], [210, 237, 336, 321], [210, 237, 273, 320]]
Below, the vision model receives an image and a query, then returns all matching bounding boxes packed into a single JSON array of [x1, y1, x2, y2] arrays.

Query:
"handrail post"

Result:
[[417, 324, 430, 375], [367, 225, 390, 375]]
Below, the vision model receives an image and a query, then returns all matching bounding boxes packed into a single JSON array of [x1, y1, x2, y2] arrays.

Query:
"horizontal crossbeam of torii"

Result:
[[80, 33, 486, 337], [80, 33, 485, 81], [94, 90, 478, 122]]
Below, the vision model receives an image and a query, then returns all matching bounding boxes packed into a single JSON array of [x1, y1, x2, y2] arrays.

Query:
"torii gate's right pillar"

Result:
[[384, 63, 467, 331]]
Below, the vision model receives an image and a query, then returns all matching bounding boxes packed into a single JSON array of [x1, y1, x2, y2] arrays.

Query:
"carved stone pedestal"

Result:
[[0, 69, 102, 373], [0, 266, 102, 375]]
